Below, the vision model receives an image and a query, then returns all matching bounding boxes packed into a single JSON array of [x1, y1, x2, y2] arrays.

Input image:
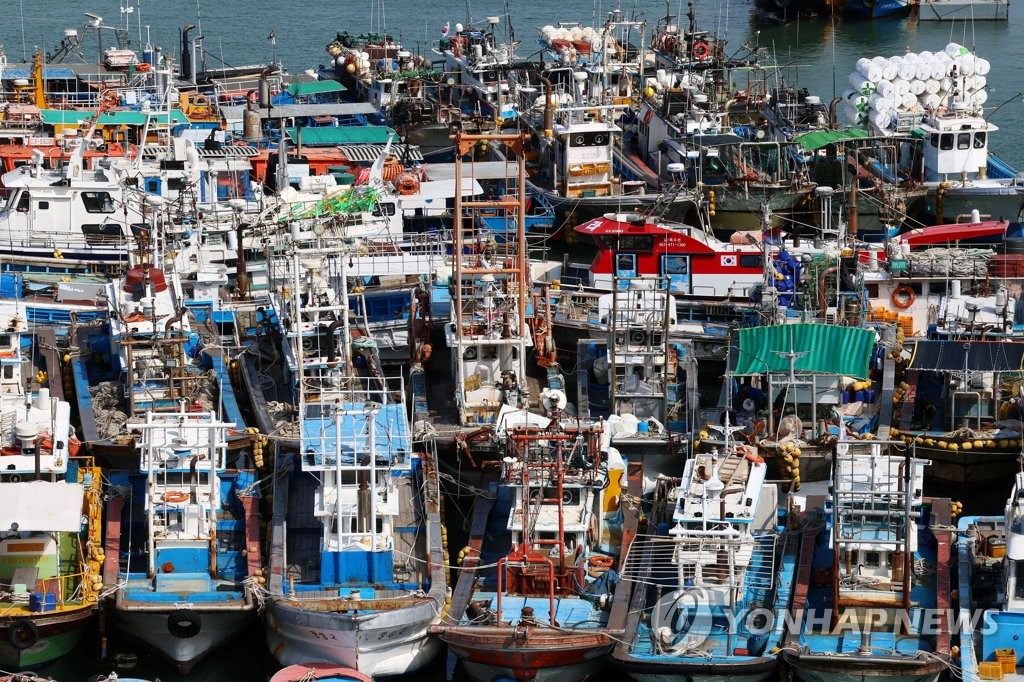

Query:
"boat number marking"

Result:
[[376, 626, 409, 641], [308, 629, 338, 641]]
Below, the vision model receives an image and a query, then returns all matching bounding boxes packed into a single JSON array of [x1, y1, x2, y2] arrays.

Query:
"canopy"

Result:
[[907, 340, 1024, 372], [793, 128, 870, 151], [286, 80, 346, 97], [0, 482, 83, 532], [40, 109, 188, 126], [284, 125, 396, 146], [735, 324, 876, 379]]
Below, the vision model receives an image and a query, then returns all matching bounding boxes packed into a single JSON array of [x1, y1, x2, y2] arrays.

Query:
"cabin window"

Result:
[[2, 366, 12, 380], [739, 254, 762, 268], [167, 178, 187, 191], [0, 334, 10, 349], [615, 236, 653, 251], [975, 132, 987, 149], [1016, 561, 1024, 599], [372, 202, 396, 217], [81, 191, 116, 213], [863, 551, 882, 567], [663, 256, 689, 275], [940, 134, 954, 151], [15, 193, 29, 212], [36, 201, 49, 210], [957, 133, 971, 151], [929, 134, 939, 148]]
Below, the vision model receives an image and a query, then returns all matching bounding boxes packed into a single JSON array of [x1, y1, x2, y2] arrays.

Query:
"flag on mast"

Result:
[[440, 21, 450, 37], [268, 30, 277, 46]]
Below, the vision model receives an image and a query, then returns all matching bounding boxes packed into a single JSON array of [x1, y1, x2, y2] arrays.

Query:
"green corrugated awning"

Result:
[[735, 324, 876, 379], [287, 80, 346, 97], [793, 128, 870, 152], [284, 126, 396, 146], [40, 109, 189, 126]]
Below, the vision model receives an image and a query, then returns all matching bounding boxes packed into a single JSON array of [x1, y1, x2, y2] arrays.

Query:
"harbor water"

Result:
[[0, 1, 1019, 680], [2, 0, 1021, 158]]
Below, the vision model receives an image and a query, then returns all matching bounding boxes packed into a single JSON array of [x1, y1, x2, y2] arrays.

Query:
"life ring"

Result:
[[692, 41, 710, 60], [1, 446, 19, 456], [193, 95, 210, 107], [102, 91, 119, 108], [891, 285, 915, 310], [136, 62, 151, 72], [588, 555, 614, 569], [162, 491, 189, 503], [167, 609, 201, 639], [745, 452, 765, 464], [396, 172, 420, 195], [9, 618, 38, 650]]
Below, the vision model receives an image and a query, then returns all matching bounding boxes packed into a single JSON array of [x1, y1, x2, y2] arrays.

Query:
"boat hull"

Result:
[[783, 652, 943, 682], [438, 625, 613, 682], [0, 608, 92, 670], [917, 0, 1007, 19], [844, 0, 911, 17], [612, 654, 776, 682], [109, 604, 254, 672], [916, 445, 1020, 486], [265, 599, 441, 677]]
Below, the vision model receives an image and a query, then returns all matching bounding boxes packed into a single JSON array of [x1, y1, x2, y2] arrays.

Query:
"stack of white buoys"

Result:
[[839, 42, 990, 131]]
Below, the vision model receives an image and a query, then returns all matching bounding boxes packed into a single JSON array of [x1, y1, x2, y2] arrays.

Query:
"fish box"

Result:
[[996, 649, 1017, 674], [980, 661, 1004, 680]]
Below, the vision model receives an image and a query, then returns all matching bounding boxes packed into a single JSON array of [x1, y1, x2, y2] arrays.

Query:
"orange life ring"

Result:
[[396, 172, 420, 195], [1, 446, 19, 456], [692, 41, 710, 60], [891, 285, 915, 310], [35, 436, 53, 452], [68, 437, 81, 457], [745, 452, 765, 464], [588, 555, 614, 568], [162, 491, 189, 503], [102, 91, 119, 108]]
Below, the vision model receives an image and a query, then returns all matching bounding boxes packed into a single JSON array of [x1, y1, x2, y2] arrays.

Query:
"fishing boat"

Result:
[[439, 16, 520, 120], [782, 442, 952, 682], [262, 237, 447, 677], [0, 324, 103, 670], [845, 45, 1024, 226], [956, 474, 1022, 681], [610, 439, 797, 680], [103, 409, 260, 672], [70, 246, 250, 469], [436, 420, 627, 681], [444, 132, 534, 426], [889, 338, 1024, 486]]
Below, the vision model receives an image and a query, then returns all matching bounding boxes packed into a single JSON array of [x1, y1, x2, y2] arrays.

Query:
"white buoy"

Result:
[[975, 57, 991, 75], [910, 79, 926, 96], [850, 72, 876, 95]]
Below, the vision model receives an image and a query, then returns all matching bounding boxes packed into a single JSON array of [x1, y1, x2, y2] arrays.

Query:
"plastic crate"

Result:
[[996, 648, 1017, 674], [979, 660, 1004, 680]]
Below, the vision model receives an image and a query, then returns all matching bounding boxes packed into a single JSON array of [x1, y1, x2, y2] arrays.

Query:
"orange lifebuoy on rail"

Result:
[[891, 285, 915, 310], [588, 555, 614, 568], [102, 91, 119, 108], [745, 452, 765, 464], [162, 491, 189, 503], [692, 41, 710, 60]]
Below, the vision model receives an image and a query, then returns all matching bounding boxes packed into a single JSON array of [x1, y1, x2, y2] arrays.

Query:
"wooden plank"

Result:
[[103, 497, 124, 585], [241, 496, 262, 577], [444, 470, 498, 623], [608, 462, 643, 641]]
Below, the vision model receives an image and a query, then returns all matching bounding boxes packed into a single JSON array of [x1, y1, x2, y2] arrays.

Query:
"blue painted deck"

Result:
[[465, 593, 606, 628], [300, 402, 410, 467]]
